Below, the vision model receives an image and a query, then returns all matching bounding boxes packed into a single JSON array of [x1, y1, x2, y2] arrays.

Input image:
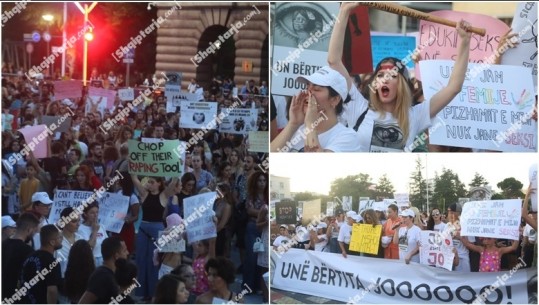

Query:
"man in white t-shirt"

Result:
[[273, 225, 291, 249]]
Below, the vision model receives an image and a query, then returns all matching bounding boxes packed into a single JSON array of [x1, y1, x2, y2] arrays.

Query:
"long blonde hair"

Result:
[[368, 72, 413, 142]]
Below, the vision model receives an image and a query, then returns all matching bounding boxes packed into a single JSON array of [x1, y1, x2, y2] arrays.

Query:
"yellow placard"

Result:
[[349, 224, 382, 254]]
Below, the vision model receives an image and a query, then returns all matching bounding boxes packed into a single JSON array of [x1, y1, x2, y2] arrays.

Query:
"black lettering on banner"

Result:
[[456, 286, 477, 303], [355, 277, 366, 291], [433, 285, 453, 302], [328, 268, 336, 286], [381, 279, 396, 296], [480, 286, 503, 304], [311, 266, 320, 282], [373, 277, 382, 294], [414, 283, 433, 301], [397, 281, 413, 299]]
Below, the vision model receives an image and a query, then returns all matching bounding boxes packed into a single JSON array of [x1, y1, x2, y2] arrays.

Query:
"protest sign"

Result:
[[87, 87, 117, 117], [271, 2, 340, 96], [97, 192, 129, 234], [271, 249, 532, 304], [393, 193, 409, 208], [326, 202, 335, 217], [460, 199, 522, 240], [166, 92, 199, 113], [302, 199, 322, 226], [421, 60, 537, 152], [371, 35, 416, 69], [345, 5, 372, 74], [349, 224, 382, 254], [419, 230, 455, 271], [501, 2, 537, 92], [341, 196, 353, 211], [18, 125, 49, 158], [248, 131, 268, 153], [219, 108, 258, 134], [359, 200, 375, 211], [530, 163, 538, 212], [183, 192, 218, 244], [416, 10, 509, 80], [157, 230, 186, 252], [48, 190, 94, 223], [128, 139, 184, 178], [52, 80, 83, 101], [179, 101, 218, 129], [118, 88, 135, 101], [42, 116, 71, 133], [276, 201, 297, 224]]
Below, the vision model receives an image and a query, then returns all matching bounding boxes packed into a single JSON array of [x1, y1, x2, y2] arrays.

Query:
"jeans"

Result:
[[136, 221, 164, 298], [243, 220, 261, 291], [329, 237, 340, 253]]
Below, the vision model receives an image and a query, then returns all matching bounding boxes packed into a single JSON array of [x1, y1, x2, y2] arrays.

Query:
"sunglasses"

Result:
[[432, 213, 440, 216]]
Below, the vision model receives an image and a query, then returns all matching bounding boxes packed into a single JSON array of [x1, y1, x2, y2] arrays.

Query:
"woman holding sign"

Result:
[[328, 3, 472, 152], [393, 209, 421, 264], [131, 174, 178, 301]]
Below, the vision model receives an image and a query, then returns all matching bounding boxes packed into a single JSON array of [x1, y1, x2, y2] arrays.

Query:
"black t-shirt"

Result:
[[42, 156, 68, 188], [20, 250, 61, 304], [86, 266, 120, 304], [2, 238, 35, 301]]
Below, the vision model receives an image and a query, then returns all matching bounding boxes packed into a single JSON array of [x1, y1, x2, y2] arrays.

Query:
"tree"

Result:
[[409, 156, 428, 211], [497, 178, 524, 199], [293, 192, 317, 202], [469, 172, 489, 188], [374, 174, 395, 199], [329, 174, 375, 211], [431, 168, 467, 211]]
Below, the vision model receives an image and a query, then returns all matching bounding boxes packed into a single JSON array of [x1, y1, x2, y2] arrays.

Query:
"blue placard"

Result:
[[371, 36, 416, 69]]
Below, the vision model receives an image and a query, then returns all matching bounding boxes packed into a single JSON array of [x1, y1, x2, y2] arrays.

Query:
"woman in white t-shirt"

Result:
[[426, 208, 447, 232], [310, 222, 329, 252], [78, 203, 108, 267], [270, 66, 362, 152], [328, 3, 472, 152], [393, 209, 421, 264]]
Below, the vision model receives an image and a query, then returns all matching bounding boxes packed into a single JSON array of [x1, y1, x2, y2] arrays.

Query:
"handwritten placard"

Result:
[[52, 80, 83, 101], [349, 224, 382, 254], [393, 193, 409, 208], [128, 139, 184, 178], [371, 36, 416, 69], [420, 230, 455, 271], [276, 201, 297, 224], [359, 200, 374, 212], [183, 192, 218, 244], [501, 2, 537, 92], [421, 60, 537, 152], [460, 199, 522, 240], [48, 190, 94, 224], [179, 101, 218, 129], [157, 230, 186, 252], [248, 131, 268, 153], [301, 199, 322, 226], [416, 10, 510, 80], [219, 108, 258, 134], [118, 88, 135, 101], [97, 192, 129, 234]]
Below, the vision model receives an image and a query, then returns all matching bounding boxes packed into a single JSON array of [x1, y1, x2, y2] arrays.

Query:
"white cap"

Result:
[[296, 66, 348, 101], [2, 216, 16, 228], [352, 215, 362, 222], [317, 222, 327, 230], [346, 211, 357, 218], [31, 192, 53, 205], [399, 209, 415, 218]]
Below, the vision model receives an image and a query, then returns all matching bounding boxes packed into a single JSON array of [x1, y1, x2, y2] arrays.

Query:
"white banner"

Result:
[[501, 2, 537, 92], [166, 92, 200, 113], [394, 193, 410, 208], [460, 199, 522, 240], [419, 230, 455, 271], [359, 200, 375, 211], [179, 101, 218, 129], [97, 192, 129, 234], [421, 60, 537, 152], [118, 88, 135, 101], [218, 108, 258, 134], [183, 192, 218, 244], [49, 190, 94, 224], [271, 249, 532, 304]]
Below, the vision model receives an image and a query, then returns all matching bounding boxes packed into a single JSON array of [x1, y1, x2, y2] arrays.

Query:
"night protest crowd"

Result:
[[1, 67, 270, 304]]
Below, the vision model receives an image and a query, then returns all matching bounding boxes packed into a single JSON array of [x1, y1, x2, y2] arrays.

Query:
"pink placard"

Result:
[[18, 125, 49, 159], [52, 80, 83, 101], [88, 87, 117, 108], [416, 10, 510, 80]]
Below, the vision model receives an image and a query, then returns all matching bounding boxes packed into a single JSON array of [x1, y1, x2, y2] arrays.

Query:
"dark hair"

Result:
[[388, 204, 398, 213], [115, 258, 138, 288], [64, 240, 95, 302], [426, 208, 441, 231], [70, 148, 82, 158], [89, 142, 101, 152], [326, 86, 347, 115], [171, 264, 191, 278], [60, 207, 75, 220], [154, 274, 182, 304], [40, 224, 60, 246], [247, 171, 268, 203], [181, 172, 196, 188], [205, 257, 235, 284], [217, 162, 231, 178], [119, 172, 134, 196], [51, 141, 66, 154], [16, 212, 40, 232], [101, 236, 124, 260], [83, 202, 98, 216], [103, 146, 119, 163]]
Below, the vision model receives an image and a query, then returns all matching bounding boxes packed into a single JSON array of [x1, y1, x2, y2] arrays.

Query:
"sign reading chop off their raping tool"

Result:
[[128, 139, 184, 178]]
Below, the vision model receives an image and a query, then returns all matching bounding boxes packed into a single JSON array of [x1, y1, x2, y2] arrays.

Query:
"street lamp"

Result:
[[74, 2, 97, 87], [42, 14, 53, 77]]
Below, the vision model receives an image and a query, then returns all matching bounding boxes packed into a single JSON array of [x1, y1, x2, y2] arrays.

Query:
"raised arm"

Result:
[[429, 20, 471, 117], [460, 236, 484, 253], [131, 174, 148, 200], [522, 183, 537, 230], [327, 3, 358, 91], [270, 92, 308, 152], [499, 239, 519, 256]]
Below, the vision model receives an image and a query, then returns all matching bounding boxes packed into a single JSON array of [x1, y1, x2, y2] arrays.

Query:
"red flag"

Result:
[[344, 6, 373, 74]]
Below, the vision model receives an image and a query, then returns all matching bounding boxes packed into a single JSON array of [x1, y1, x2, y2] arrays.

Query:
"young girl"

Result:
[[18, 163, 40, 211], [192, 239, 211, 295], [461, 236, 518, 272]]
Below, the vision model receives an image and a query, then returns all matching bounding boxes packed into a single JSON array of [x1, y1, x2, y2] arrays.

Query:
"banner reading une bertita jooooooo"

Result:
[[271, 249, 534, 304]]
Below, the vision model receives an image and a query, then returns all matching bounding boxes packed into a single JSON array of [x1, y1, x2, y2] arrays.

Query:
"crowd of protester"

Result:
[[1, 68, 270, 304]]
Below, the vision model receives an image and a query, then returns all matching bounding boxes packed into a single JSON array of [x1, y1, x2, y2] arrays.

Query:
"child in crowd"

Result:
[[192, 239, 211, 295], [461, 236, 518, 272]]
